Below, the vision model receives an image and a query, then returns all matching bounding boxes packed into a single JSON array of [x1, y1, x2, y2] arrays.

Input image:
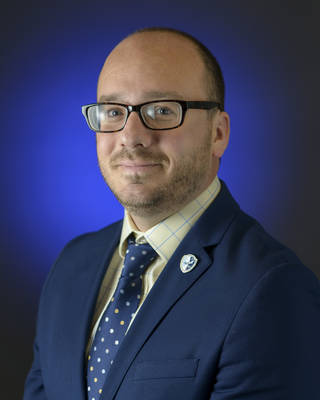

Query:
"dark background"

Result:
[[1, 1, 319, 398]]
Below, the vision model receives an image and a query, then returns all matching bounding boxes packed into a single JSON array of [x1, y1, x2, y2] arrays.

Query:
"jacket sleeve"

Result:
[[23, 337, 47, 400], [22, 260, 56, 400], [210, 263, 320, 400]]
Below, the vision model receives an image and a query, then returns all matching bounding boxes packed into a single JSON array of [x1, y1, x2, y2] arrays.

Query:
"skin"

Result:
[[96, 32, 230, 231]]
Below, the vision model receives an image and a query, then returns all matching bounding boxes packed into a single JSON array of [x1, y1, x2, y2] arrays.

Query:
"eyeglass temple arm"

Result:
[[186, 101, 222, 111]]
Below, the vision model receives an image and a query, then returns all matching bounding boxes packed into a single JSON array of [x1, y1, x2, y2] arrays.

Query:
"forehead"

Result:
[[97, 32, 208, 103]]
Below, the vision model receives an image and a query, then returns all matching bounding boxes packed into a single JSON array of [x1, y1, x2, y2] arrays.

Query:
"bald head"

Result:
[[97, 28, 224, 108]]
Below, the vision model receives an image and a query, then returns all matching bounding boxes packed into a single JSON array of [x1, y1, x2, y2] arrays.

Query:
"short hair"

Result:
[[128, 27, 225, 110]]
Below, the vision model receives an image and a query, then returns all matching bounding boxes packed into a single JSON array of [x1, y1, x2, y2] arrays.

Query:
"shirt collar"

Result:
[[119, 176, 221, 261]]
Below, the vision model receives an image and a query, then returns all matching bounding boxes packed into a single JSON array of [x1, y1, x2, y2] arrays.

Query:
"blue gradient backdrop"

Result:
[[1, 1, 319, 398]]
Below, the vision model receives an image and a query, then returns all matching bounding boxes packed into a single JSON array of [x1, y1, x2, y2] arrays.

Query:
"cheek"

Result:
[[156, 136, 182, 169], [162, 128, 198, 160], [96, 134, 116, 159]]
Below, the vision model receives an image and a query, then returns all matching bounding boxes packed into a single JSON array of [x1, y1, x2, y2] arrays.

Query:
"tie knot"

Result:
[[122, 235, 157, 278]]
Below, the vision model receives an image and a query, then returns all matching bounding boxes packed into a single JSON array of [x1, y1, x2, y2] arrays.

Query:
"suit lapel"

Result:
[[101, 182, 240, 399], [67, 221, 123, 399]]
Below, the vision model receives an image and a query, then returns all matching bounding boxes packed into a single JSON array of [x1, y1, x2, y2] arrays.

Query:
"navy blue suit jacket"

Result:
[[23, 182, 320, 399]]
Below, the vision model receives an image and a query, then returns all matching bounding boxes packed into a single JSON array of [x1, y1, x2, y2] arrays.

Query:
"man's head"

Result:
[[94, 28, 230, 230]]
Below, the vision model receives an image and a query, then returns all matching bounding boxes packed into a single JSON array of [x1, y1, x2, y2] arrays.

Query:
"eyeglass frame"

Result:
[[81, 100, 222, 133]]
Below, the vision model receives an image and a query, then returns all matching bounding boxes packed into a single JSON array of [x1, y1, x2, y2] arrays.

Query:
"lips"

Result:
[[118, 162, 159, 168], [117, 161, 161, 173], [110, 148, 166, 168]]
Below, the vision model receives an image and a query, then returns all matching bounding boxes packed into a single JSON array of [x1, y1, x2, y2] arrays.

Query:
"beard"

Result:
[[98, 129, 213, 220]]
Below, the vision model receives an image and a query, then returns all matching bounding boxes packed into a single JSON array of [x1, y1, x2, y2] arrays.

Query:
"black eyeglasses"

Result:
[[81, 100, 222, 133]]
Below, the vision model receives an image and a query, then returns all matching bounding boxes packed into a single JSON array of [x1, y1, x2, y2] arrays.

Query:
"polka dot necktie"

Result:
[[86, 234, 157, 400]]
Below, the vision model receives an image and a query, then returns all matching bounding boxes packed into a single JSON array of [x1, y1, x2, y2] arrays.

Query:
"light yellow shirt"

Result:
[[86, 176, 221, 355]]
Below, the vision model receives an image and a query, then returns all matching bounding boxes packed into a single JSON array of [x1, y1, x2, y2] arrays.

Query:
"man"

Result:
[[24, 27, 320, 400]]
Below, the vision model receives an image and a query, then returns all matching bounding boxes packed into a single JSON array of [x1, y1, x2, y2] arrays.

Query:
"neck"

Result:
[[128, 209, 174, 232]]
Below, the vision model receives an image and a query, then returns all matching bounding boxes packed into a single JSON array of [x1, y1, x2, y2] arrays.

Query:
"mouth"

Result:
[[116, 161, 162, 173]]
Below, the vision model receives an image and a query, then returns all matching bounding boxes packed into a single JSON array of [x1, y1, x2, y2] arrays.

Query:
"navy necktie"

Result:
[[87, 234, 157, 399]]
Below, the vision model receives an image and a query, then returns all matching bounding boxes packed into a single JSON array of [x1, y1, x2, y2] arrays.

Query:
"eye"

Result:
[[155, 106, 173, 116], [106, 108, 124, 118], [142, 102, 181, 127], [99, 105, 126, 122]]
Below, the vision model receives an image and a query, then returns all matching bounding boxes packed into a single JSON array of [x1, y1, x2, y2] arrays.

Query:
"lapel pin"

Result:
[[180, 254, 198, 273]]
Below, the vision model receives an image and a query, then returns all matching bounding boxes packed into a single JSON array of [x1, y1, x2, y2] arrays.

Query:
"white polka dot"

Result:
[[137, 294, 141, 299], [105, 317, 109, 322], [98, 327, 101, 331], [102, 369, 106, 374], [97, 357, 101, 363], [131, 282, 136, 287], [131, 313, 135, 317], [140, 264, 144, 269], [105, 348, 109, 354], [125, 301, 130, 306], [93, 346, 97, 351], [130, 256, 135, 261], [88, 386, 91, 391], [142, 250, 147, 255], [129, 272, 134, 277], [101, 337, 104, 342], [109, 328, 114, 333], [110, 360, 114, 364], [126, 249, 129, 254], [115, 340, 119, 345], [120, 289, 124, 294], [135, 243, 139, 246]]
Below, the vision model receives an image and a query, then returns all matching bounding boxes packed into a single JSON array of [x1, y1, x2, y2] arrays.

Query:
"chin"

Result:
[[118, 193, 155, 209], [115, 189, 167, 216]]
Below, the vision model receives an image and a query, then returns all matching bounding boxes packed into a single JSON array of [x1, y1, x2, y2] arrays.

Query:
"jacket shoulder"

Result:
[[64, 219, 121, 250], [42, 220, 122, 293]]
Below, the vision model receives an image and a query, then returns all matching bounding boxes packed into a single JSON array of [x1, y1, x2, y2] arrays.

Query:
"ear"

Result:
[[211, 111, 230, 158]]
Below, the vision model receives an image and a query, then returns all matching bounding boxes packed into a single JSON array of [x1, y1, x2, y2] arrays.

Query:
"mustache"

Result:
[[110, 148, 167, 165]]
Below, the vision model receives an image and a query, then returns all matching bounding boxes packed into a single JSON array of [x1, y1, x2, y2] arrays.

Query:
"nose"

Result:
[[120, 111, 154, 148]]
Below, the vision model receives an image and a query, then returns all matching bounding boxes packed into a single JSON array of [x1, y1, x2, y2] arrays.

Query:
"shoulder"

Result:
[[41, 220, 123, 293], [192, 180, 317, 287], [58, 219, 123, 258], [232, 210, 303, 268], [209, 203, 320, 304]]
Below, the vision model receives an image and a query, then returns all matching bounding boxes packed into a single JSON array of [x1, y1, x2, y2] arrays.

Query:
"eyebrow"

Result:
[[98, 90, 184, 103]]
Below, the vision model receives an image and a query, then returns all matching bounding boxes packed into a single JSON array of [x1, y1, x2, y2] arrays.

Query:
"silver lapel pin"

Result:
[[180, 254, 198, 273]]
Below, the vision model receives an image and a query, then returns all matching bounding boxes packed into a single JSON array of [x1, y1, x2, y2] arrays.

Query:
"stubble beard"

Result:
[[98, 130, 213, 220]]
